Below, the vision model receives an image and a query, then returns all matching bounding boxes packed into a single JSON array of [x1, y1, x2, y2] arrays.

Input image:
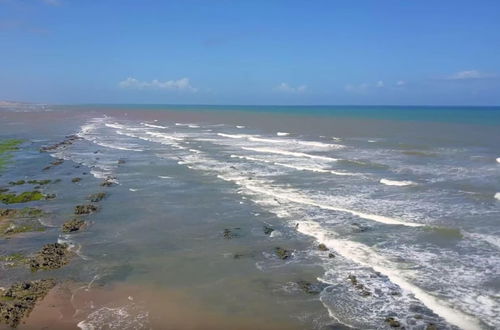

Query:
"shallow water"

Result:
[[0, 105, 499, 329]]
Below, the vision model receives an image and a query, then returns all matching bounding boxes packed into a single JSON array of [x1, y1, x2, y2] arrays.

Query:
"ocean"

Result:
[[0, 104, 499, 329]]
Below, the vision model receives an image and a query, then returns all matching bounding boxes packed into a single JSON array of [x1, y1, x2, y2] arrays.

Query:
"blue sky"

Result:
[[1, 0, 499, 105]]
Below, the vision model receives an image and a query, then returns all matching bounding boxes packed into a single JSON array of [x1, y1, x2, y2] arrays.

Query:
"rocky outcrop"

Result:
[[275, 247, 292, 260], [74, 204, 97, 215], [61, 219, 86, 233], [385, 317, 401, 328], [296, 280, 328, 295], [30, 243, 72, 271], [0, 279, 56, 328]]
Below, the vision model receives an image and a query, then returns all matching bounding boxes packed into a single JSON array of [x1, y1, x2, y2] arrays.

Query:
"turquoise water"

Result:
[[65, 104, 500, 124], [1, 104, 499, 329]]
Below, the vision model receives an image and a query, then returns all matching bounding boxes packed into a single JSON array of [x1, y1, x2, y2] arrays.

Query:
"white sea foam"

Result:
[[129, 188, 138, 192], [242, 147, 339, 162], [495, 192, 500, 200], [496, 157, 500, 164], [380, 178, 416, 186], [188, 124, 200, 128], [296, 221, 481, 330], [217, 133, 254, 139], [213, 172, 422, 227], [145, 131, 184, 141], [158, 176, 171, 179], [236, 125, 245, 128], [277, 132, 289, 136], [105, 123, 126, 129], [142, 123, 167, 129]]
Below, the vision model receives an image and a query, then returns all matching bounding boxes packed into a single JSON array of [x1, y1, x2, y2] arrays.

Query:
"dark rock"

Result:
[[223, 228, 239, 239], [45, 193, 56, 199], [74, 204, 97, 215], [0, 279, 55, 327], [296, 280, 327, 294], [89, 192, 106, 202], [348, 274, 358, 285], [71, 177, 81, 183], [118, 159, 126, 164], [61, 219, 86, 233], [263, 226, 274, 235], [328, 253, 335, 258], [318, 243, 328, 251], [100, 180, 113, 187], [275, 247, 292, 260], [426, 324, 438, 330], [30, 243, 72, 271], [385, 317, 401, 328], [51, 159, 64, 166]]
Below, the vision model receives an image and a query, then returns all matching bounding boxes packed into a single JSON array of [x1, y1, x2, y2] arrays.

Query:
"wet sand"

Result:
[[19, 282, 300, 330]]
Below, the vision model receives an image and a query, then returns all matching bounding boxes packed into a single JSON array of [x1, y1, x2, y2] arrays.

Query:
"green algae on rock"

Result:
[[0, 139, 23, 172], [0, 253, 30, 267], [30, 243, 72, 271], [0, 279, 56, 328], [0, 191, 45, 204]]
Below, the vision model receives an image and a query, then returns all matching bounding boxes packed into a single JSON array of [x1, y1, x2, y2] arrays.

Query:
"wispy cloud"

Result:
[[444, 70, 496, 80], [396, 80, 406, 86], [274, 82, 307, 93], [118, 77, 198, 92]]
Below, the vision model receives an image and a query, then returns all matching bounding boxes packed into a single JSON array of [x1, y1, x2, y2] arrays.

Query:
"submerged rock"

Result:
[[30, 243, 72, 271], [223, 228, 240, 239], [385, 317, 401, 328], [89, 192, 106, 202], [328, 253, 335, 258], [74, 204, 97, 215], [118, 159, 126, 164], [61, 218, 86, 233], [100, 180, 113, 187], [8, 180, 25, 186], [275, 247, 292, 260], [0, 279, 56, 328], [27, 179, 51, 185], [263, 225, 274, 235], [71, 177, 81, 183], [296, 280, 328, 295]]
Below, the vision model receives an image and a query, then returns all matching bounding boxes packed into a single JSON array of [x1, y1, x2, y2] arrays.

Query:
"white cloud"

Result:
[[376, 80, 384, 88], [444, 70, 496, 80], [274, 82, 307, 93], [118, 77, 197, 92], [345, 82, 370, 92], [396, 80, 406, 86]]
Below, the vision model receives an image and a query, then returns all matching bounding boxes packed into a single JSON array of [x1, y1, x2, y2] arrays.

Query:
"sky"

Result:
[[0, 0, 499, 105]]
